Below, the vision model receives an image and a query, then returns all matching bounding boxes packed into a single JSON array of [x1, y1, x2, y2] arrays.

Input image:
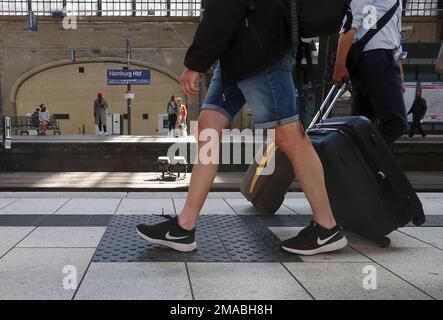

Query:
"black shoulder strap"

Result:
[[359, 0, 400, 46]]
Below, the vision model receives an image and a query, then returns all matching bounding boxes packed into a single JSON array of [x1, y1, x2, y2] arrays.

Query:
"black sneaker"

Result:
[[136, 216, 197, 252], [282, 221, 348, 256]]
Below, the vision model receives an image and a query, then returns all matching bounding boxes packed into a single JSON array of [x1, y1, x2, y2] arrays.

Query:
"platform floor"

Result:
[[1, 171, 443, 192], [0, 191, 442, 300]]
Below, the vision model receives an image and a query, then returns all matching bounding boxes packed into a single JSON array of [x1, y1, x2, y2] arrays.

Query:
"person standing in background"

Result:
[[94, 93, 109, 136], [38, 104, 50, 136], [408, 89, 427, 139], [167, 95, 178, 137], [176, 97, 188, 137]]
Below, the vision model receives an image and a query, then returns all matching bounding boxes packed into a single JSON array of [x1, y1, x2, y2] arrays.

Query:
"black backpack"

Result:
[[275, 0, 352, 42]]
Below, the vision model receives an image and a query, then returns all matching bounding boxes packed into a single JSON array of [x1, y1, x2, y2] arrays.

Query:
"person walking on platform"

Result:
[[333, 0, 408, 146], [136, 0, 348, 256], [408, 89, 427, 139], [94, 93, 109, 136], [167, 95, 178, 137]]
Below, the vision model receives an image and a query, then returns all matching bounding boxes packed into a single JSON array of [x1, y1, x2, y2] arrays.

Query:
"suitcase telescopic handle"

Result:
[[308, 82, 349, 130]]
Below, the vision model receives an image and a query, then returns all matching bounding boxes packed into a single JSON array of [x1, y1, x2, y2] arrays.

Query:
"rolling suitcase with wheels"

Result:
[[241, 84, 425, 246]]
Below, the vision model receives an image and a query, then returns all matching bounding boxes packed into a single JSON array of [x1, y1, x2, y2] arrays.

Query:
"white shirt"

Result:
[[39, 110, 49, 122], [341, 0, 404, 60]]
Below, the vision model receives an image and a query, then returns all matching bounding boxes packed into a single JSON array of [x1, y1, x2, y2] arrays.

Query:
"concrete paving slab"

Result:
[[1, 192, 126, 198], [0, 227, 34, 257], [208, 192, 244, 199], [116, 198, 175, 215], [285, 193, 307, 199], [269, 227, 370, 263], [56, 198, 121, 215], [187, 263, 312, 300], [0, 248, 95, 300], [359, 247, 443, 299], [75, 262, 192, 300], [399, 227, 443, 250], [284, 262, 431, 300], [0, 193, 14, 198], [224, 198, 295, 215], [430, 198, 443, 205], [17, 227, 106, 248], [126, 192, 184, 199], [0, 198, 69, 215], [174, 198, 236, 215], [346, 231, 432, 249], [283, 198, 312, 215], [417, 193, 443, 200], [0, 198, 17, 209], [420, 200, 443, 215], [127, 192, 267, 199]]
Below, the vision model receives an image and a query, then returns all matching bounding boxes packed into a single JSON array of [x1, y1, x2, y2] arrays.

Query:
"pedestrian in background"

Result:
[[167, 95, 178, 137], [176, 97, 188, 137], [38, 104, 49, 136], [94, 93, 109, 136], [408, 89, 427, 139]]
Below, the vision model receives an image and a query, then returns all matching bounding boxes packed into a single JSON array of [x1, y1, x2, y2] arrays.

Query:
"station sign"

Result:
[[107, 69, 150, 85]]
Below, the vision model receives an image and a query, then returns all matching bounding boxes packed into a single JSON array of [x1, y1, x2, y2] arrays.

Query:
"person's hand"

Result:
[[333, 63, 350, 85], [180, 68, 200, 96]]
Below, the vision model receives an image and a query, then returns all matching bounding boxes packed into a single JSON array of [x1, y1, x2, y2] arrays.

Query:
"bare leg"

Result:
[[178, 110, 230, 230], [275, 121, 336, 229]]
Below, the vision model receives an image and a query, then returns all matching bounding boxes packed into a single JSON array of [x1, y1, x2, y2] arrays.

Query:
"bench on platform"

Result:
[[11, 116, 61, 135]]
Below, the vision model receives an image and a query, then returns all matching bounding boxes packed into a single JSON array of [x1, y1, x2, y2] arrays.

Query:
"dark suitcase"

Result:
[[241, 84, 425, 246], [309, 116, 425, 247]]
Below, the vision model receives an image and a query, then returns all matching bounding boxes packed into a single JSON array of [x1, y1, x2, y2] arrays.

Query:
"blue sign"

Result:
[[107, 69, 151, 85]]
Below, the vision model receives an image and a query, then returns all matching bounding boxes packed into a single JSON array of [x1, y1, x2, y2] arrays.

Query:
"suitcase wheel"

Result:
[[412, 215, 426, 226], [377, 237, 391, 248]]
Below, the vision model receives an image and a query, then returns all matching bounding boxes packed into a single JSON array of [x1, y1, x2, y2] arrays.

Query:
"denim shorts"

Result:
[[201, 51, 299, 129]]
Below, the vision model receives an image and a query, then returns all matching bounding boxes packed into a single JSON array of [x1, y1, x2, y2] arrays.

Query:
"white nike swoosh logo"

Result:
[[317, 231, 340, 246], [165, 231, 189, 241]]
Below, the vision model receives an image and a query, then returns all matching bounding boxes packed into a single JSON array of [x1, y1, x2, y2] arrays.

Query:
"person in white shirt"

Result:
[[333, 0, 408, 146], [38, 104, 50, 136]]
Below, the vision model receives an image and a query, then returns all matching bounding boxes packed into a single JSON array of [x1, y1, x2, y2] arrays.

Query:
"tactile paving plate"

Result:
[[93, 215, 303, 263]]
